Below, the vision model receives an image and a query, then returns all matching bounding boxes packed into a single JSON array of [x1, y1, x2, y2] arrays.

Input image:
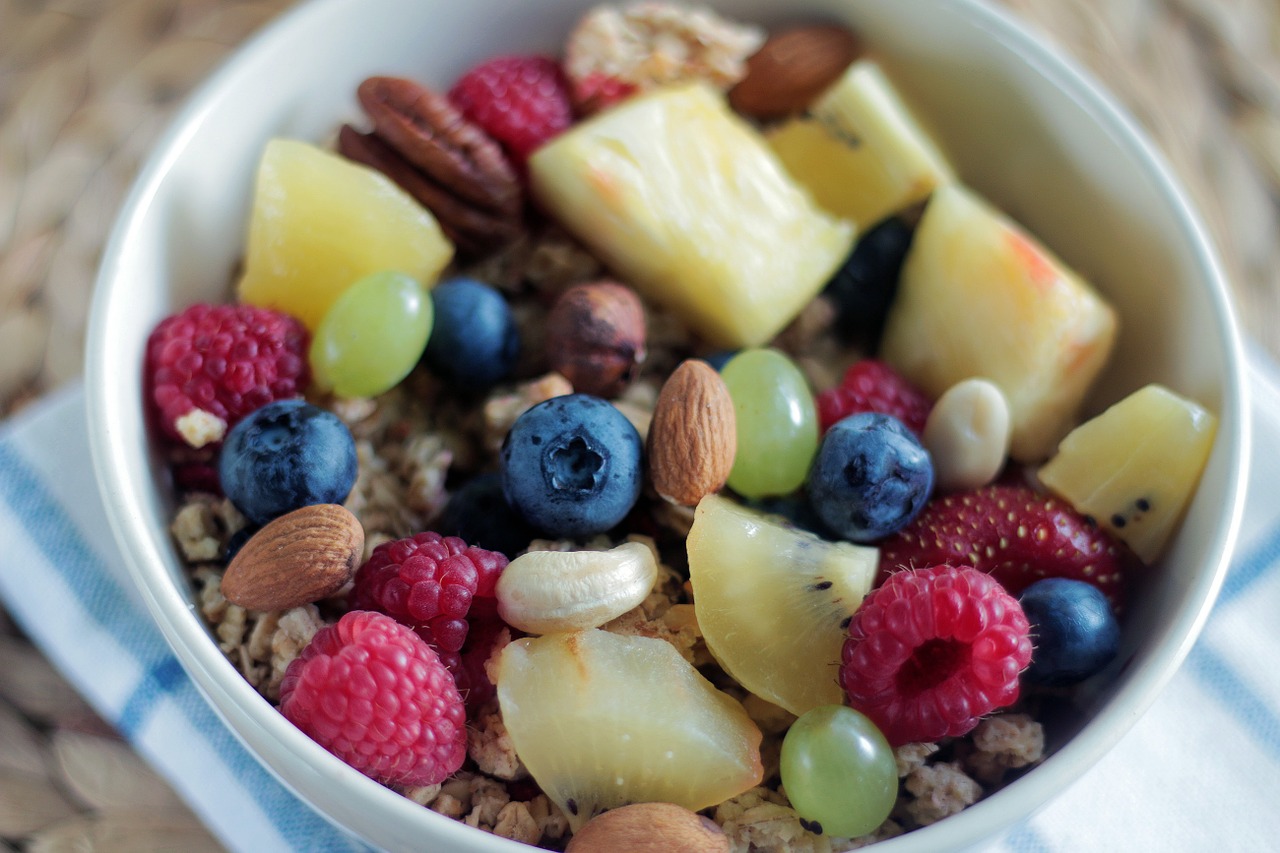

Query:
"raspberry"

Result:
[[279, 610, 466, 786], [570, 72, 638, 115], [453, 601, 511, 715], [348, 532, 508, 657], [145, 303, 309, 448], [171, 460, 221, 495], [448, 56, 573, 166], [840, 566, 1032, 746], [817, 360, 931, 436], [878, 482, 1134, 609]]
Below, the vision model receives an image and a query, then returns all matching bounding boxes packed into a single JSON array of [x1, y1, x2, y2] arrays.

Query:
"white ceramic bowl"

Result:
[[86, 0, 1250, 850]]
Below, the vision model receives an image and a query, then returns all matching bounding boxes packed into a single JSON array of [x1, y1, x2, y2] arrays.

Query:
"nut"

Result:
[[922, 378, 1012, 492], [339, 126, 522, 255], [496, 541, 658, 634], [356, 77, 520, 216], [565, 802, 730, 853], [221, 504, 364, 611], [546, 282, 647, 398], [729, 25, 861, 119], [340, 76, 523, 254], [647, 359, 736, 506], [564, 3, 765, 113]]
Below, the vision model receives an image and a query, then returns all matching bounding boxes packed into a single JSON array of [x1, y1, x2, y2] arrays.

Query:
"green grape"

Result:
[[310, 271, 433, 398], [780, 705, 896, 839], [721, 348, 818, 497]]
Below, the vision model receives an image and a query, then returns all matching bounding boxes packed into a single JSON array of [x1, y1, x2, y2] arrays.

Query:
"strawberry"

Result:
[[817, 359, 931, 436], [876, 481, 1134, 609], [448, 56, 573, 167]]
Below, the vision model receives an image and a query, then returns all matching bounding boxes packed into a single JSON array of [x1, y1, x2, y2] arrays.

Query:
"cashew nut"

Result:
[[496, 541, 659, 634]]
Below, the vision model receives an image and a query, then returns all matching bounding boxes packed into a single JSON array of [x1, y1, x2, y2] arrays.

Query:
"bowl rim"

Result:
[[85, 0, 1252, 850]]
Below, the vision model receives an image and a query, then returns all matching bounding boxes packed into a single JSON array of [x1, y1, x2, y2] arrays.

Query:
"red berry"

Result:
[[279, 610, 466, 786], [448, 56, 573, 166], [349, 532, 508, 656], [454, 608, 511, 715], [817, 360, 931, 436], [145, 303, 309, 448], [570, 72, 638, 115], [877, 482, 1134, 609], [840, 565, 1032, 746], [171, 461, 221, 495]]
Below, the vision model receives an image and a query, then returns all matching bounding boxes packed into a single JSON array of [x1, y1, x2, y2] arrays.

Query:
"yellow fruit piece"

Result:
[[528, 84, 854, 349], [495, 629, 763, 831], [687, 495, 877, 716], [238, 139, 453, 330], [880, 184, 1118, 461], [769, 60, 955, 229], [1038, 384, 1217, 563]]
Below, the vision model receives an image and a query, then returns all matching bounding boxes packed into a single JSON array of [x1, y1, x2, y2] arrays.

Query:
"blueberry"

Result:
[[822, 217, 914, 345], [218, 400, 358, 525], [501, 394, 643, 538], [1019, 578, 1120, 686], [223, 526, 258, 563], [703, 350, 738, 372], [423, 278, 519, 390], [807, 412, 933, 542], [435, 472, 537, 558]]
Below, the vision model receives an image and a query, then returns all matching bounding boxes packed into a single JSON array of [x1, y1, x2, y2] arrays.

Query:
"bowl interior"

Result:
[[86, 0, 1249, 850]]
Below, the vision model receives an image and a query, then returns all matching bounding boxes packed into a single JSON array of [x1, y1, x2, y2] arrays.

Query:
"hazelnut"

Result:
[[547, 281, 646, 398], [565, 802, 729, 853]]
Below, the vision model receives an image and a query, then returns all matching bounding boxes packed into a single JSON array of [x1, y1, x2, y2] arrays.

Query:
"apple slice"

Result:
[[880, 184, 1118, 461]]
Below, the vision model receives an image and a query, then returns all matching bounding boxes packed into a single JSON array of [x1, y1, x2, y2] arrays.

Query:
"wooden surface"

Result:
[[1, 0, 1278, 849]]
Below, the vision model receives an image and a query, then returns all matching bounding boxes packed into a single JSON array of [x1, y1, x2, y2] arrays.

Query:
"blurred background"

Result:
[[0, 0, 1276, 848]]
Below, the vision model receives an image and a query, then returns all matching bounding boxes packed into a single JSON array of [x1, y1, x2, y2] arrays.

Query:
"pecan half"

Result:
[[339, 126, 522, 255], [344, 76, 524, 254]]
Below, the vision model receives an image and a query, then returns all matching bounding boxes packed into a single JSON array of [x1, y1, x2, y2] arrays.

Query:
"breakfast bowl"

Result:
[[85, 0, 1250, 850]]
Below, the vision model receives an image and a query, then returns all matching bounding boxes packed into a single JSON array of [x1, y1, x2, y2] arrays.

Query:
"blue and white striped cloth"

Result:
[[1, 358, 1278, 852]]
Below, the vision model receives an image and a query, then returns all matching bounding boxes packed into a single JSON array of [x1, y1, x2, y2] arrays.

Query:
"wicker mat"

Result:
[[0, 0, 1277, 849]]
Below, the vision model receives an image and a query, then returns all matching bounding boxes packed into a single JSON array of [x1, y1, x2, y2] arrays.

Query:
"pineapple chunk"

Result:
[[496, 629, 763, 831], [1038, 384, 1217, 563], [768, 60, 955, 229], [880, 185, 1117, 461], [528, 84, 854, 349], [238, 139, 453, 330]]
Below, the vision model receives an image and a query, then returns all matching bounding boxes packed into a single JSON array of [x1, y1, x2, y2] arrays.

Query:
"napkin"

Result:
[[1, 355, 1278, 853]]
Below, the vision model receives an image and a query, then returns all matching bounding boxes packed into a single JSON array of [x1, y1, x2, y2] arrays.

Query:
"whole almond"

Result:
[[221, 504, 364, 611], [729, 25, 861, 120], [647, 359, 736, 506], [547, 281, 647, 398], [565, 802, 729, 853]]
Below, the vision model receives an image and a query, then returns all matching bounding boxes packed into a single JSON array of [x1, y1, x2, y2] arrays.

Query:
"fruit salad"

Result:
[[151, 3, 1220, 850]]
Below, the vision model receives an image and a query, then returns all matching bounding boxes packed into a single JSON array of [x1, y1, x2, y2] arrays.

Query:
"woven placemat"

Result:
[[1, 0, 1276, 849]]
